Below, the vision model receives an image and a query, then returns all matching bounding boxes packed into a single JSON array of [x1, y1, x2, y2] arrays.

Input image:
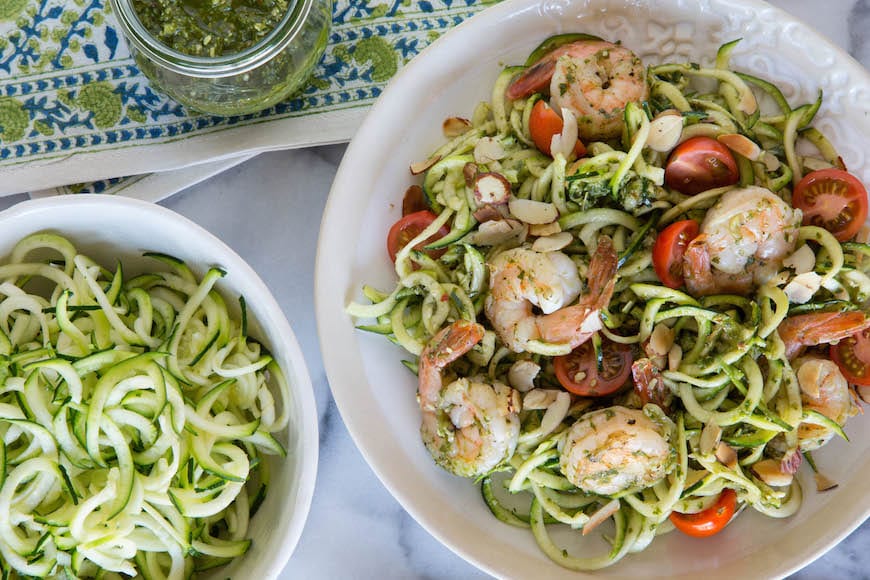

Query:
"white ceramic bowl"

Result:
[[316, 0, 870, 577], [0, 194, 318, 579]]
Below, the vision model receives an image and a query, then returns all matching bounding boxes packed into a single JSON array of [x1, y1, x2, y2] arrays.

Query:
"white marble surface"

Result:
[[4, 0, 869, 577]]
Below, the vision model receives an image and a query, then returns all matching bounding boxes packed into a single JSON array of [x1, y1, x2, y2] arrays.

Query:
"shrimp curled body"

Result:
[[778, 311, 870, 360], [683, 186, 802, 296], [485, 237, 617, 353], [417, 320, 522, 478], [794, 355, 858, 451], [559, 406, 676, 496], [507, 40, 649, 141]]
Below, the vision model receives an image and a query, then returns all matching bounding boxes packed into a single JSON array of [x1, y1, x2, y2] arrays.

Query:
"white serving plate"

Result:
[[315, 0, 870, 577]]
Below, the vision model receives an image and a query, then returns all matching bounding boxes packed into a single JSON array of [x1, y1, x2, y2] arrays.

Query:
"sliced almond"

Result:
[[752, 459, 793, 487], [473, 136, 506, 164], [717, 133, 761, 161], [783, 271, 822, 304], [715, 441, 738, 470], [582, 499, 620, 536], [410, 155, 441, 175], [508, 360, 540, 392], [699, 422, 722, 456], [443, 116, 472, 138], [782, 244, 815, 274], [815, 471, 839, 492], [762, 151, 781, 172], [532, 232, 573, 253], [523, 388, 560, 410], [857, 384, 870, 404], [473, 172, 511, 205], [647, 324, 675, 357], [472, 204, 507, 223], [647, 112, 684, 152], [508, 198, 559, 225], [529, 221, 562, 237], [469, 219, 528, 246], [667, 343, 683, 372]]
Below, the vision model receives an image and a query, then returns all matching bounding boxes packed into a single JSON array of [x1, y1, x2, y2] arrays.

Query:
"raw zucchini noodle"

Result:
[[0, 233, 290, 579], [349, 35, 870, 569]]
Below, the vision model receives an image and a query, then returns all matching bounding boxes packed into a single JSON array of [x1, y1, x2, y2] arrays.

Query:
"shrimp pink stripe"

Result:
[[418, 320, 485, 404], [779, 311, 870, 359]]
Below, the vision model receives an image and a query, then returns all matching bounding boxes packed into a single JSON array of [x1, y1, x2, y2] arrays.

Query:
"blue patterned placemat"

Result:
[[0, 0, 499, 195]]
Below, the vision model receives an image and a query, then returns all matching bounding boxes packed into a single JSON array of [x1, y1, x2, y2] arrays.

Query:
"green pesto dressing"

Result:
[[132, 0, 291, 57]]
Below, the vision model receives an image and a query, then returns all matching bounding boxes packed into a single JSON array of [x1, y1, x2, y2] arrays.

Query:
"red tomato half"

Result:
[[665, 137, 739, 195], [652, 220, 700, 289], [792, 168, 869, 242], [670, 488, 737, 538], [831, 327, 870, 386], [386, 211, 449, 262], [554, 338, 632, 397], [528, 100, 586, 158]]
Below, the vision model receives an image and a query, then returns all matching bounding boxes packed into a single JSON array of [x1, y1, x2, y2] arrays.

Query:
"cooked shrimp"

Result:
[[418, 320, 522, 478], [777, 311, 870, 360], [507, 40, 648, 140], [683, 186, 802, 296], [794, 355, 858, 450], [484, 237, 617, 353], [559, 406, 676, 496]]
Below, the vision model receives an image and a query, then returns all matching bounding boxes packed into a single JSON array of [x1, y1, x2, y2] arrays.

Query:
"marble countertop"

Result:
[[3, 0, 867, 577]]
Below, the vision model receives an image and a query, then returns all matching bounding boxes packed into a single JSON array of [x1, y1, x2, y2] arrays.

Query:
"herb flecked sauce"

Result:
[[132, 0, 291, 57]]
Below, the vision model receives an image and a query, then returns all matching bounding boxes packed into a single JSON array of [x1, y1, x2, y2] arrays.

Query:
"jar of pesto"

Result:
[[111, 0, 331, 116]]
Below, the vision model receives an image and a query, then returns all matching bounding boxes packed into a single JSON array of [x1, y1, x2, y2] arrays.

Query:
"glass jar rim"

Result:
[[110, 0, 315, 77]]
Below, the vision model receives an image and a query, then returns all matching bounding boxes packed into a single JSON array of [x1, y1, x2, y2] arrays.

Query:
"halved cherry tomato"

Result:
[[831, 327, 870, 386], [528, 100, 586, 158], [792, 168, 869, 242], [652, 219, 700, 289], [553, 338, 632, 396], [670, 488, 737, 538], [386, 210, 449, 262], [664, 136, 739, 195]]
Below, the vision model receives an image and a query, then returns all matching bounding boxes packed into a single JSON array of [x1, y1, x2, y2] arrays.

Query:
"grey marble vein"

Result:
[[850, 0, 870, 66]]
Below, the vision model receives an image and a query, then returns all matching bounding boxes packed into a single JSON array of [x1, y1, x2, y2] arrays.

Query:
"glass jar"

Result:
[[110, 0, 331, 116]]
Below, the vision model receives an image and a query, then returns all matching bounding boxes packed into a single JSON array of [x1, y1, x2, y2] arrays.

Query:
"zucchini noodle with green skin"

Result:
[[348, 34, 870, 569], [0, 233, 290, 579]]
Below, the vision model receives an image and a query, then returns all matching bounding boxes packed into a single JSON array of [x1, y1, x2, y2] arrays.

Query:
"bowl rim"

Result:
[[0, 194, 320, 579], [315, 0, 870, 577]]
